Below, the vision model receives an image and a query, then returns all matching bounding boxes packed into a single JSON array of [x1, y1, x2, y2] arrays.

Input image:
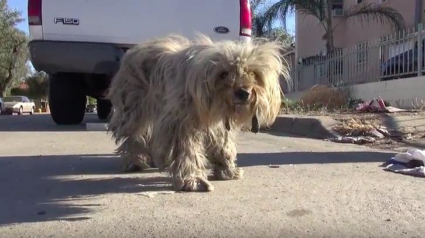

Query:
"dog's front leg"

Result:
[[209, 132, 244, 180], [171, 134, 214, 192], [118, 137, 152, 172]]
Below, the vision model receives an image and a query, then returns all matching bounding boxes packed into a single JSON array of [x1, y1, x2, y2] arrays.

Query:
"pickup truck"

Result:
[[27, 0, 252, 125]]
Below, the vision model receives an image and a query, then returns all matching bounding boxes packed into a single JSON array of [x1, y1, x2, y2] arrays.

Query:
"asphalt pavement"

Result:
[[0, 113, 424, 238]]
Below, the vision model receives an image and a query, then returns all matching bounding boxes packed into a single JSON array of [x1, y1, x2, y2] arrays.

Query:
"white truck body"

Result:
[[27, 0, 252, 125], [33, 0, 245, 45], [30, 0, 251, 44]]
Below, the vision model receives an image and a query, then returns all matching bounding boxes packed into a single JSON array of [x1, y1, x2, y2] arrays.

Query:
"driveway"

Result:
[[0, 114, 423, 238]]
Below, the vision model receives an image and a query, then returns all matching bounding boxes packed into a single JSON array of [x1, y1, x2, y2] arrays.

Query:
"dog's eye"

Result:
[[250, 71, 263, 86], [249, 71, 257, 78], [219, 71, 228, 79]]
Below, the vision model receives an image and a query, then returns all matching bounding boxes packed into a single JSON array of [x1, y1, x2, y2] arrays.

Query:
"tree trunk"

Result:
[[0, 86, 4, 98], [325, 0, 334, 55], [326, 28, 334, 55], [0, 42, 22, 98], [0, 60, 15, 98]]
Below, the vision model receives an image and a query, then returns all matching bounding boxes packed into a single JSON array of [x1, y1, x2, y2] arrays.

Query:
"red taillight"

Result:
[[240, 0, 252, 37], [28, 0, 42, 25]]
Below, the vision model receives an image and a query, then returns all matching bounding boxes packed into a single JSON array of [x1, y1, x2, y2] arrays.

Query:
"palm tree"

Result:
[[250, 0, 295, 46], [250, 0, 271, 37], [263, 0, 405, 54]]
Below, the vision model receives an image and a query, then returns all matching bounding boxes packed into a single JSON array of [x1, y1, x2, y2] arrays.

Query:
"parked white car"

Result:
[[2, 96, 36, 115], [27, 0, 252, 125]]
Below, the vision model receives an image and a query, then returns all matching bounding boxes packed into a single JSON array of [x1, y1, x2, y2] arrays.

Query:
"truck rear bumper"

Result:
[[28, 40, 126, 75]]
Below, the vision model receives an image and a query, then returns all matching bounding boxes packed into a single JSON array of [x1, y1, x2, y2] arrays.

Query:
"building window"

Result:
[[332, 0, 344, 16], [356, 42, 368, 64]]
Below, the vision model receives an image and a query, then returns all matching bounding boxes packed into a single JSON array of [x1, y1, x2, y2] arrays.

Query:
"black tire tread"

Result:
[[49, 73, 86, 125], [97, 98, 112, 120]]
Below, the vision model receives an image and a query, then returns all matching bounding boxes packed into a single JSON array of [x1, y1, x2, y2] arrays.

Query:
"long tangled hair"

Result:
[[107, 34, 288, 192]]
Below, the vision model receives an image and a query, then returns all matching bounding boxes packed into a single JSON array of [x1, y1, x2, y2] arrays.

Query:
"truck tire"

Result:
[[97, 98, 112, 120], [49, 73, 86, 125]]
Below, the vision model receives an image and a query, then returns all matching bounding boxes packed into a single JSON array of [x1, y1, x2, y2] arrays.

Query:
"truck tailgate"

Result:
[[42, 0, 241, 45]]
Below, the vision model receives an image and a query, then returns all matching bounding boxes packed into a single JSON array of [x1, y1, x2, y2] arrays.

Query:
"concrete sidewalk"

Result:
[[1, 114, 424, 237]]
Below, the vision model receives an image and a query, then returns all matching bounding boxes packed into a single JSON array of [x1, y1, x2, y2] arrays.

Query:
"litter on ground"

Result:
[[329, 136, 376, 144], [383, 149, 425, 177], [355, 96, 412, 113]]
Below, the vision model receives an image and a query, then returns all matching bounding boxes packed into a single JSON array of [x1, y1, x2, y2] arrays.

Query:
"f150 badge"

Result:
[[54, 17, 79, 25]]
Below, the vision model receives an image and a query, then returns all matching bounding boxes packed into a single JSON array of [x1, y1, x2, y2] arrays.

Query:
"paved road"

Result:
[[0, 113, 424, 238]]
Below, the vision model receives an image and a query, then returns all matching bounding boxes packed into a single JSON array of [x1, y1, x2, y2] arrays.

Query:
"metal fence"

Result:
[[286, 23, 425, 93]]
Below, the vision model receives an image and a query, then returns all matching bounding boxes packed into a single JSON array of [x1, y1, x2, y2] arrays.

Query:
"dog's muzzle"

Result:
[[233, 88, 252, 105], [234, 88, 250, 102], [227, 87, 260, 134]]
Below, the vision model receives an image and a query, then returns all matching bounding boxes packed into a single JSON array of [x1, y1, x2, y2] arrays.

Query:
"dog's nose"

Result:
[[235, 88, 250, 101]]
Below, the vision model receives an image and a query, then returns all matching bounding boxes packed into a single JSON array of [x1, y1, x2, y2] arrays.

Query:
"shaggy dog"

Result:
[[107, 34, 288, 192]]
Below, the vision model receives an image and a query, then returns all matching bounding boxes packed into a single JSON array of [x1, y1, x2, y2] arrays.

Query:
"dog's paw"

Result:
[[122, 154, 153, 173], [213, 167, 244, 180], [173, 176, 214, 192], [123, 163, 143, 173], [122, 161, 151, 173]]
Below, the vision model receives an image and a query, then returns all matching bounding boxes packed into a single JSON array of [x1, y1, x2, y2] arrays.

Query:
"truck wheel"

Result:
[[97, 98, 112, 120], [49, 73, 86, 125]]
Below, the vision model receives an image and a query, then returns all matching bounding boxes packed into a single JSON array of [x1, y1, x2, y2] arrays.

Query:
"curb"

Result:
[[86, 123, 108, 131], [84, 116, 341, 138], [266, 115, 340, 139]]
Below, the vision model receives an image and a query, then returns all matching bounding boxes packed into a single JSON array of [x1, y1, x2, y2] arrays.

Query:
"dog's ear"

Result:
[[251, 110, 259, 133], [225, 117, 231, 131], [185, 47, 221, 124], [249, 90, 259, 133], [247, 41, 287, 127]]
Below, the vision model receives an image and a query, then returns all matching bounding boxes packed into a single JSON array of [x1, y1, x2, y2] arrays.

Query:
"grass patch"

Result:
[[281, 85, 364, 115]]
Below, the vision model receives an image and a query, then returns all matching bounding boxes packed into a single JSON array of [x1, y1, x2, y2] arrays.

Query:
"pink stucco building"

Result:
[[295, 0, 423, 60]]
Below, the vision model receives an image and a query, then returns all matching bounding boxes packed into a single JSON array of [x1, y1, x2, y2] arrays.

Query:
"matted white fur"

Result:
[[106, 34, 288, 192]]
